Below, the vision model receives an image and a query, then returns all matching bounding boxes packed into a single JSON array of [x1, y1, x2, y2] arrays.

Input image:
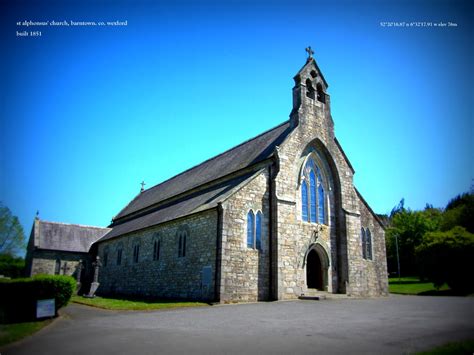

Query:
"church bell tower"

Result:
[[290, 47, 333, 137]]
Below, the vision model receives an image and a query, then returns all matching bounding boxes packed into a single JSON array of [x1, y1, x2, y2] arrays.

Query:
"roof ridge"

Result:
[[113, 120, 289, 220], [38, 219, 111, 230]]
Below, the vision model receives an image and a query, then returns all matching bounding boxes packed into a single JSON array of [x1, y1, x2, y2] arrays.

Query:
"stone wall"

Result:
[[273, 64, 348, 299], [356, 199, 389, 296], [270, 58, 387, 299], [97, 209, 217, 301], [28, 250, 88, 278], [220, 170, 270, 302]]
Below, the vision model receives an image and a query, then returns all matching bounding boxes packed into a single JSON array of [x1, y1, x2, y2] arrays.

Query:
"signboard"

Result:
[[202, 266, 212, 287], [37, 299, 55, 318]]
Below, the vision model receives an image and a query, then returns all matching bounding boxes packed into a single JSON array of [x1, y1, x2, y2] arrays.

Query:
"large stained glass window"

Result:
[[301, 157, 326, 224]]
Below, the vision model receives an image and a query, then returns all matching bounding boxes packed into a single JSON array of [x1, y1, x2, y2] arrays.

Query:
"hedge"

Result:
[[0, 275, 76, 323], [416, 226, 474, 293]]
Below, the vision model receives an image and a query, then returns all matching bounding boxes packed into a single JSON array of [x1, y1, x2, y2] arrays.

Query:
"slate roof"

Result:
[[113, 120, 292, 221], [35, 220, 111, 253], [100, 171, 259, 241]]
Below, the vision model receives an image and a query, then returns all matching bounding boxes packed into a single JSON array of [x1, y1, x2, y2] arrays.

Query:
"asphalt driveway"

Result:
[[2, 295, 473, 354]]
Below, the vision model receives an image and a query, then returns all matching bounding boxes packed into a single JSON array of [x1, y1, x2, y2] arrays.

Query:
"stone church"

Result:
[[93, 52, 389, 302], [24, 218, 110, 277]]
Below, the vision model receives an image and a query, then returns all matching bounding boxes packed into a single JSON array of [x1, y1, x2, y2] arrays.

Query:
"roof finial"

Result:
[[305, 46, 314, 61], [140, 181, 146, 193], [35, 210, 40, 219]]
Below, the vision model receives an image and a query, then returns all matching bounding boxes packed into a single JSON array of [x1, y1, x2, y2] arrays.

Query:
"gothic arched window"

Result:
[[309, 169, 316, 222], [117, 245, 123, 265], [256, 211, 262, 250], [133, 243, 140, 263], [301, 157, 326, 224], [178, 232, 187, 257], [153, 239, 161, 261], [301, 182, 309, 221], [366, 229, 372, 260], [247, 209, 262, 250], [361, 228, 367, 259]]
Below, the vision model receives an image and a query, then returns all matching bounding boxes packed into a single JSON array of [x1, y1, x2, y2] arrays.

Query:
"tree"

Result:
[[0, 253, 25, 278], [416, 226, 474, 293], [440, 192, 474, 233], [0, 203, 26, 256], [385, 205, 442, 276]]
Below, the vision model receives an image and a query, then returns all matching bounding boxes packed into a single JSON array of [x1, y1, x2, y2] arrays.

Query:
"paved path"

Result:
[[2, 295, 474, 354]]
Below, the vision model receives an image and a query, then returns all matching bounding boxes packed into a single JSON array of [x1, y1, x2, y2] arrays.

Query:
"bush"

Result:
[[416, 226, 474, 293], [0, 254, 25, 278], [0, 275, 76, 323]]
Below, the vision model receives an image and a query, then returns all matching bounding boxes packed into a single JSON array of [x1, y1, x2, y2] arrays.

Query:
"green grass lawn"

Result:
[[417, 339, 474, 354], [0, 319, 52, 347], [72, 295, 208, 311], [389, 277, 450, 295]]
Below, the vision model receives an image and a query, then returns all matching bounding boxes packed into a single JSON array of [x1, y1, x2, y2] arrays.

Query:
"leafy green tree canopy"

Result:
[[385, 202, 442, 276], [416, 226, 474, 293], [441, 192, 474, 233], [0, 203, 26, 256]]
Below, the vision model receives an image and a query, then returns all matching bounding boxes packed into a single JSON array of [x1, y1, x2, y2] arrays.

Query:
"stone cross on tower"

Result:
[[305, 46, 314, 60], [140, 181, 146, 193]]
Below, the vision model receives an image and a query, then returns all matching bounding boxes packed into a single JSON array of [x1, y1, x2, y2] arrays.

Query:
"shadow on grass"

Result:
[[389, 280, 425, 285], [418, 289, 473, 297], [92, 294, 215, 305]]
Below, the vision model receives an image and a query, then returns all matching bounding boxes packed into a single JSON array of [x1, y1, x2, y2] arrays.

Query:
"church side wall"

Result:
[[97, 209, 217, 301], [357, 201, 389, 296], [220, 170, 270, 302]]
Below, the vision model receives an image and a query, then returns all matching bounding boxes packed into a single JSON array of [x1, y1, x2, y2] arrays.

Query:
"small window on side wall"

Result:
[[153, 239, 160, 261], [366, 229, 373, 260], [178, 232, 186, 258], [117, 247, 122, 265], [361, 228, 367, 259], [247, 209, 263, 250], [133, 244, 140, 263], [361, 227, 373, 260]]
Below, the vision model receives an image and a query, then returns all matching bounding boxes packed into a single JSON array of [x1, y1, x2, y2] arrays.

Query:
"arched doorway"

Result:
[[306, 249, 323, 289]]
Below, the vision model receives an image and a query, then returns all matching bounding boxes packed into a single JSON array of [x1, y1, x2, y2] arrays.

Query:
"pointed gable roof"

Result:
[[33, 219, 111, 253], [293, 57, 329, 88], [112, 120, 293, 223]]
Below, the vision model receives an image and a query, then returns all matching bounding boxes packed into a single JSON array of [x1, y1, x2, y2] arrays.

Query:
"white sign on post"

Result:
[[36, 299, 55, 318]]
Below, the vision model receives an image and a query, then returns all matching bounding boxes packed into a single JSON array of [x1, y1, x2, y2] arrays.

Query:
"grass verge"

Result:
[[72, 295, 208, 311], [0, 319, 52, 347], [389, 277, 450, 295], [418, 339, 474, 354]]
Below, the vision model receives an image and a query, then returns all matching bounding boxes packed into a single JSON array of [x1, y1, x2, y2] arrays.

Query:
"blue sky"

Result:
[[1, 0, 472, 243]]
